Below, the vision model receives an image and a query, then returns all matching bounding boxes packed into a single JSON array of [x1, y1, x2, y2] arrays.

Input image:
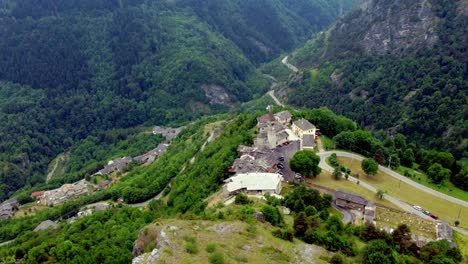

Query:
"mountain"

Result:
[[0, 0, 358, 200], [286, 0, 467, 159]]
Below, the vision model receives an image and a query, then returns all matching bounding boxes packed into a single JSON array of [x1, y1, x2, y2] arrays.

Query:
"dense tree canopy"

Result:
[[361, 158, 378, 176], [289, 150, 321, 177]]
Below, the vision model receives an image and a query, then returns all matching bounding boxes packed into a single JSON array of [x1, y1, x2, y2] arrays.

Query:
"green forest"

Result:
[[280, 0, 467, 190], [0, 0, 357, 200]]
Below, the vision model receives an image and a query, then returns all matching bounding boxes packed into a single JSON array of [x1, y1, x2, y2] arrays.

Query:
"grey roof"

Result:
[[34, 220, 58, 232], [335, 190, 367, 206], [437, 220, 453, 241], [293, 118, 316, 131], [275, 111, 292, 121], [303, 134, 315, 147], [277, 131, 289, 141], [98, 157, 133, 175]]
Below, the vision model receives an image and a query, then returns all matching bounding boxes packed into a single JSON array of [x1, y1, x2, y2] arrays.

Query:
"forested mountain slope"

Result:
[[287, 0, 467, 159], [0, 0, 358, 200]]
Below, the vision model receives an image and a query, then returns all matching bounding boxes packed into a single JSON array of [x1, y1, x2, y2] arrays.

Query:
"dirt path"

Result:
[[316, 138, 325, 153], [46, 154, 66, 183], [267, 90, 284, 107], [281, 55, 299, 72]]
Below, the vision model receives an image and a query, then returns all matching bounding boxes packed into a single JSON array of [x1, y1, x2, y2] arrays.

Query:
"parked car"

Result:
[[282, 141, 290, 145], [430, 214, 438, 220], [423, 210, 431, 216], [277, 144, 282, 148], [277, 163, 284, 169], [295, 173, 302, 179], [278, 156, 285, 162], [413, 205, 422, 211], [277, 170, 284, 175]]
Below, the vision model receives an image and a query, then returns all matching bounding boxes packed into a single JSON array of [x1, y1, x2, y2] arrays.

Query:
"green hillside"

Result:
[[0, 0, 359, 200]]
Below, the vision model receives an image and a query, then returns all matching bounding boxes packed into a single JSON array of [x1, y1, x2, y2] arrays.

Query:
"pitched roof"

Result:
[[335, 190, 367, 206], [293, 118, 315, 131], [34, 220, 58, 232], [275, 111, 292, 121], [303, 134, 315, 147], [225, 173, 282, 193], [31, 191, 45, 198]]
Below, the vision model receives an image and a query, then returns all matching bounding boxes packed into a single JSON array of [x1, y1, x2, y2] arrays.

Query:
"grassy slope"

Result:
[[135, 210, 330, 264], [308, 170, 400, 210], [395, 165, 468, 202], [337, 157, 468, 230]]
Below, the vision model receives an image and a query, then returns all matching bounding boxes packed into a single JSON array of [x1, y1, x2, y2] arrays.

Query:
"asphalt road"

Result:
[[319, 151, 468, 208]]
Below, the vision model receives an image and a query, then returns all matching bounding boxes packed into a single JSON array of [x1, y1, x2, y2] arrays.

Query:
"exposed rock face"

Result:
[[132, 225, 175, 264], [201, 84, 233, 107], [360, 0, 438, 55], [321, 0, 441, 59], [333, 0, 438, 55]]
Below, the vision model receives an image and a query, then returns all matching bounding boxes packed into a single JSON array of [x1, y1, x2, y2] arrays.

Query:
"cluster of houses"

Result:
[[224, 108, 319, 197], [0, 198, 19, 220], [152, 126, 182, 141], [255, 107, 317, 151], [32, 180, 90, 207], [94, 126, 181, 177]]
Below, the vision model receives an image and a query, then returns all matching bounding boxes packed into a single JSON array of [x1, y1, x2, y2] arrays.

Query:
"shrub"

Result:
[[272, 229, 294, 242], [330, 252, 346, 264], [235, 193, 251, 205], [185, 242, 198, 254], [206, 243, 217, 253], [209, 253, 226, 264]]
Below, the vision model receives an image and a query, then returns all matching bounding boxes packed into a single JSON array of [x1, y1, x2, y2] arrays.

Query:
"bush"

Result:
[[209, 253, 226, 264], [330, 252, 346, 264], [272, 229, 294, 242], [206, 243, 217, 253], [185, 242, 198, 254], [303, 228, 321, 244], [234, 193, 251, 205], [305, 206, 317, 217]]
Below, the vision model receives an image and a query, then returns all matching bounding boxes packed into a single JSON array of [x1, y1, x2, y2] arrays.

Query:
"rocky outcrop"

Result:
[[331, 0, 438, 57], [201, 84, 233, 107], [132, 225, 177, 264]]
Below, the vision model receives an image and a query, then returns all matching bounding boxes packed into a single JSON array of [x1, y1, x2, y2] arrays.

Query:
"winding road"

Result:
[[317, 151, 468, 235], [281, 56, 299, 72], [267, 90, 285, 107], [319, 151, 468, 208]]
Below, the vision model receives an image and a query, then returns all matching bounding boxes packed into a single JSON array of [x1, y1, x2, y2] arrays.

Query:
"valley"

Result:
[[0, 0, 466, 263]]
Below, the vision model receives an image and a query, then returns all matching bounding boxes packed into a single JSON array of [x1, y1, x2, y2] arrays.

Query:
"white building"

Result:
[[291, 118, 316, 138], [224, 173, 283, 195]]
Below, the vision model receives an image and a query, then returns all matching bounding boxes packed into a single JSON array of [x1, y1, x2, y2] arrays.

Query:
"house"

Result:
[[40, 181, 89, 206], [335, 190, 367, 210], [302, 134, 315, 150], [276, 131, 289, 145], [34, 220, 58, 232], [152, 126, 182, 141], [95, 157, 133, 175], [31, 191, 45, 199], [230, 145, 279, 174], [133, 143, 170, 164], [224, 173, 283, 195], [274, 111, 292, 125], [292, 118, 316, 138]]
